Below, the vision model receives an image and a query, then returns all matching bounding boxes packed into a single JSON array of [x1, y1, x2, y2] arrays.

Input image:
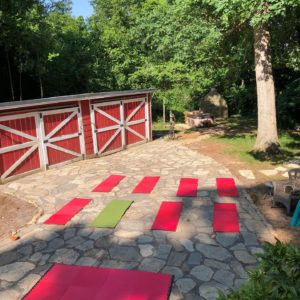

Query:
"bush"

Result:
[[218, 240, 300, 300]]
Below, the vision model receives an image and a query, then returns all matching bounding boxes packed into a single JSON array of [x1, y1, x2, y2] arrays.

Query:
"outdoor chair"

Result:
[[272, 168, 300, 215]]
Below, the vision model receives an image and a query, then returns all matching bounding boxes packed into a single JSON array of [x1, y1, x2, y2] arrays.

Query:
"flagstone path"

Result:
[[0, 139, 275, 300]]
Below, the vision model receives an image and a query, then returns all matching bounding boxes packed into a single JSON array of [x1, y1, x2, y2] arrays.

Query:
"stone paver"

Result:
[[0, 139, 275, 299]]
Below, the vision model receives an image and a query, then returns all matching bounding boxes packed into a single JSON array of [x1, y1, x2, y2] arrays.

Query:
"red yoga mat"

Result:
[[216, 178, 239, 197], [152, 201, 183, 231], [132, 176, 160, 193], [213, 203, 240, 232], [24, 264, 172, 300], [176, 178, 198, 197], [44, 198, 92, 225], [92, 175, 125, 192]]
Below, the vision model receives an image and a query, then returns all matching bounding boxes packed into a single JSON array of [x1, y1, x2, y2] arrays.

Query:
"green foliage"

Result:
[[218, 240, 300, 300], [277, 79, 300, 129]]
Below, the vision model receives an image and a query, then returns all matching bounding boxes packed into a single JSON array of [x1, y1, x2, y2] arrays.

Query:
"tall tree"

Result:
[[202, 0, 299, 154]]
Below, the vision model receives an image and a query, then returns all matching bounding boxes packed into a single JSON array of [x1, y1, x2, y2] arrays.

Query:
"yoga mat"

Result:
[[24, 264, 172, 300], [152, 201, 183, 231], [132, 176, 160, 193], [213, 203, 240, 232], [92, 175, 125, 192], [176, 178, 198, 197], [91, 200, 133, 228], [44, 198, 92, 225], [216, 178, 239, 197], [290, 200, 300, 226]]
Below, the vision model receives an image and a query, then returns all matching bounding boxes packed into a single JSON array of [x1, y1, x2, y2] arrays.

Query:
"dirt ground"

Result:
[[0, 192, 38, 240], [179, 130, 300, 246]]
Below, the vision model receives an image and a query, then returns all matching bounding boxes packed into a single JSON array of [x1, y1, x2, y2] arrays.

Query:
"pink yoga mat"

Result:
[[132, 176, 160, 193], [92, 175, 125, 192], [216, 178, 239, 197], [176, 178, 198, 197], [152, 201, 183, 231], [213, 203, 240, 232], [44, 198, 92, 225], [24, 264, 172, 300]]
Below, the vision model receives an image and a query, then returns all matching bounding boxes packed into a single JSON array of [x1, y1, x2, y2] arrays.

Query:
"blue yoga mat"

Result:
[[290, 199, 300, 226]]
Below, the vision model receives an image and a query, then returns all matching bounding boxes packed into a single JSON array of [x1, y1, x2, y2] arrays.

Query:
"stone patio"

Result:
[[0, 139, 275, 299]]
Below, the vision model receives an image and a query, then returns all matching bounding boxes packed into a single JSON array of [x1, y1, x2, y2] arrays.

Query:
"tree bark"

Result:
[[39, 74, 44, 98], [6, 50, 15, 101], [253, 25, 279, 154]]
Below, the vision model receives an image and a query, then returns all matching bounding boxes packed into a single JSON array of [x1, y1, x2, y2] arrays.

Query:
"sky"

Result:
[[72, 0, 93, 18]]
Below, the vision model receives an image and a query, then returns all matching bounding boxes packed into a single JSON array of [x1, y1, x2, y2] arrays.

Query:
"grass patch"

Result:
[[152, 120, 170, 131], [209, 116, 299, 165]]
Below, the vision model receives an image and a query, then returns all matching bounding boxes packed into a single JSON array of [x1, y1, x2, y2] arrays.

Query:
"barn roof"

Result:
[[0, 89, 155, 111]]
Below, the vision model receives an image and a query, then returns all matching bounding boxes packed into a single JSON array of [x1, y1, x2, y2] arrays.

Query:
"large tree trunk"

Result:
[[253, 25, 279, 154], [6, 51, 15, 101]]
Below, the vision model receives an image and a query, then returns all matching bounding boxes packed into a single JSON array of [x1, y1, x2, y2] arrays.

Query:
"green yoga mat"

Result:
[[91, 200, 133, 228]]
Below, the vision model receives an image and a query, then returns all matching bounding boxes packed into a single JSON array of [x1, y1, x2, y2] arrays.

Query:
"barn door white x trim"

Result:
[[92, 101, 123, 154], [0, 113, 40, 180], [40, 107, 84, 166], [124, 98, 148, 141]]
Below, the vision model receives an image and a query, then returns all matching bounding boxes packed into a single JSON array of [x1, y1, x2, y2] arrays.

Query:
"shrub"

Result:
[[218, 239, 300, 300]]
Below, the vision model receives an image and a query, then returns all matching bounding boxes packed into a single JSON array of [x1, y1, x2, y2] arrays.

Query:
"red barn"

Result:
[[0, 89, 154, 183]]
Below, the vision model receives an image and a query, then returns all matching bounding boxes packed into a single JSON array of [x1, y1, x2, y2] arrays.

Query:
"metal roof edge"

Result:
[[0, 89, 155, 111]]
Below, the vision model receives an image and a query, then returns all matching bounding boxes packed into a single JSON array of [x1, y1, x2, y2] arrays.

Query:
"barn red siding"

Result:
[[0, 90, 153, 182], [80, 100, 94, 155]]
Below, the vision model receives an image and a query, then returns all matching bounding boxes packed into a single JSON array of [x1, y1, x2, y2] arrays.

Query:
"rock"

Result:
[[199, 282, 229, 299], [195, 234, 217, 245], [114, 230, 142, 239], [249, 247, 264, 255], [89, 229, 113, 240], [196, 244, 232, 261], [230, 243, 247, 251], [17, 245, 33, 256], [49, 248, 79, 264], [167, 252, 187, 266], [109, 246, 141, 262], [95, 236, 110, 249], [179, 239, 194, 252], [154, 244, 172, 260], [139, 244, 154, 257], [30, 252, 50, 265], [198, 191, 209, 197], [48, 238, 64, 249], [101, 260, 138, 269], [230, 260, 248, 279], [187, 252, 203, 265], [32, 241, 47, 251], [216, 233, 239, 247], [200, 88, 228, 118], [162, 266, 183, 279], [204, 259, 230, 271], [76, 257, 98, 266], [137, 235, 154, 244], [66, 236, 86, 247], [139, 258, 165, 273], [238, 170, 255, 180], [234, 250, 257, 264], [0, 262, 35, 281], [176, 278, 196, 293], [18, 274, 41, 294], [0, 251, 20, 267], [241, 232, 259, 246], [213, 270, 235, 287], [63, 228, 76, 240], [0, 289, 20, 299], [75, 240, 94, 252], [191, 265, 214, 281]]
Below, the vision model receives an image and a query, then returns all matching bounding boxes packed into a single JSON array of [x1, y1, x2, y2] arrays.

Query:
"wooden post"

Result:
[[163, 98, 166, 128]]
